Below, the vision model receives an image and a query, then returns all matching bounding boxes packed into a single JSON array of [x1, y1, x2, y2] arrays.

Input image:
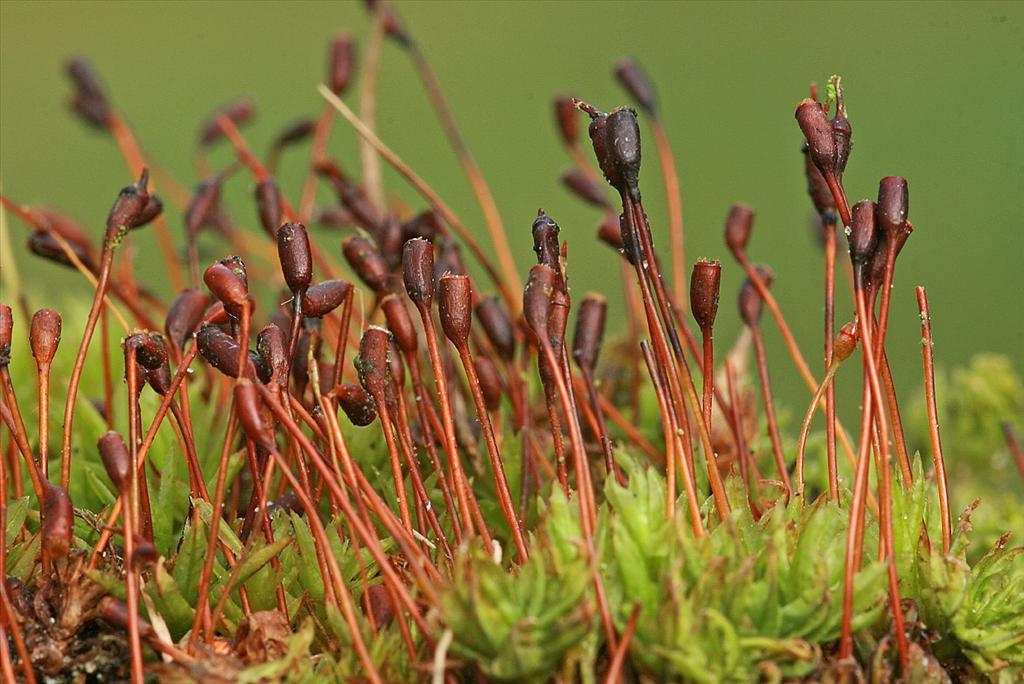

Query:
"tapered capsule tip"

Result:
[[106, 173, 151, 235], [277, 221, 313, 295], [98, 431, 131, 491], [329, 34, 357, 95], [357, 326, 392, 398], [554, 97, 579, 146], [795, 98, 837, 176], [402, 237, 435, 307], [834, 320, 859, 363], [302, 279, 351, 318], [830, 75, 852, 176], [203, 261, 249, 311], [523, 264, 558, 343], [848, 200, 879, 266], [165, 289, 210, 350], [690, 258, 722, 332], [475, 297, 515, 362], [29, 308, 62, 366], [724, 204, 755, 254], [614, 59, 656, 115], [41, 484, 74, 558], [532, 211, 561, 271], [437, 274, 473, 347], [876, 176, 909, 234], [738, 265, 774, 327], [336, 383, 377, 426], [572, 293, 607, 372], [343, 235, 391, 293]]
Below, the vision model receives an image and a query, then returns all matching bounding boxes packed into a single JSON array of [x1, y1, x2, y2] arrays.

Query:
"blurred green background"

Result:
[[1, 0, 1021, 420]]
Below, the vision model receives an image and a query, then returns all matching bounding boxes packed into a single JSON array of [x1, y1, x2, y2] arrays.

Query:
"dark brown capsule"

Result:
[[795, 98, 836, 177], [30, 308, 62, 367], [343, 235, 390, 293], [336, 383, 377, 427], [199, 99, 254, 146], [106, 168, 150, 237], [475, 297, 515, 362], [66, 57, 107, 102], [523, 265, 558, 346], [0, 305, 11, 368], [302, 280, 351, 318], [381, 294, 417, 354], [165, 289, 210, 350], [377, 216, 405, 270], [257, 324, 289, 389], [27, 230, 96, 271], [357, 326, 392, 399], [738, 265, 774, 327], [329, 34, 357, 95], [614, 58, 656, 115], [70, 92, 110, 129], [255, 179, 282, 238], [41, 483, 73, 558], [99, 597, 156, 639], [318, 163, 382, 233], [196, 324, 269, 381], [402, 237, 435, 308], [277, 222, 313, 295], [689, 258, 722, 332], [572, 293, 606, 372], [131, 535, 158, 570], [437, 275, 473, 349], [400, 210, 442, 244], [554, 96, 579, 147], [561, 169, 611, 209], [802, 143, 836, 222], [434, 240, 467, 282], [128, 333, 167, 371], [724, 204, 754, 254], [145, 361, 172, 396], [291, 329, 319, 389], [831, 77, 852, 177], [98, 431, 132, 492], [605, 107, 643, 202], [32, 208, 95, 253], [65, 57, 110, 128], [876, 176, 909, 235], [532, 211, 561, 272], [596, 214, 625, 252], [132, 194, 163, 229], [273, 117, 316, 149], [313, 205, 354, 229], [848, 200, 879, 267], [475, 356, 503, 412], [204, 262, 249, 314], [235, 379, 275, 451], [186, 176, 224, 236]]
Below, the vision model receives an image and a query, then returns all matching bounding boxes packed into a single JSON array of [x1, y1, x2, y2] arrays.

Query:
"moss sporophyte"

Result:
[[0, 2, 1021, 682]]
